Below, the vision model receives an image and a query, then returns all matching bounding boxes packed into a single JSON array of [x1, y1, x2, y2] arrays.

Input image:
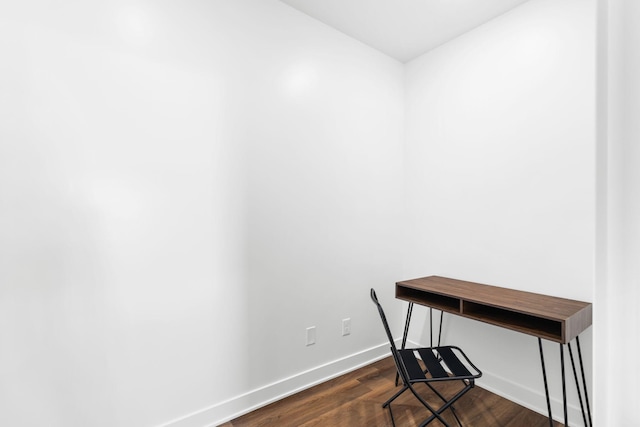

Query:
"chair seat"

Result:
[[399, 346, 478, 382]]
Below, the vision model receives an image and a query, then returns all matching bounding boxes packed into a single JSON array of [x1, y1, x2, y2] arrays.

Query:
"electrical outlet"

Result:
[[306, 326, 316, 346], [342, 318, 351, 336]]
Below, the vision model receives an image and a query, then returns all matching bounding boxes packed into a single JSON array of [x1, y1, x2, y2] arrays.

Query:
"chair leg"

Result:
[[418, 382, 472, 427], [387, 402, 398, 427], [424, 382, 463, 427], [384, 385, 410, 427], [408, 384, 452, 427], [384, 384, 451, 427], [383, 384, 410, 408], [384, 379, 467, 427], [382, 383, 472, 427]]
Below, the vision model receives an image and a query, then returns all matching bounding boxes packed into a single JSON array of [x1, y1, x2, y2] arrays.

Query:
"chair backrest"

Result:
[[370, 288, 398, 353], [371, 288, 413, 385]]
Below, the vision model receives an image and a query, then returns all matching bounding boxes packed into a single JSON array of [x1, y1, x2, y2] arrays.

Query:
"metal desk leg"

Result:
[[437, 310, 443, 347], [539, 337, 592, 427], [396, 302, 414, 386], [538, 338, 554, 427], [560, 344, 568, 427], [568, 342, 588, 427], [401, 302, 413, 349], [430, 307, 433, 347], [576, 336, 593, 427]]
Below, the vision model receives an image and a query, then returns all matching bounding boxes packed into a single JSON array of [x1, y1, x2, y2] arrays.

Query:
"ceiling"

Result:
[[279, 0, 532, 63]]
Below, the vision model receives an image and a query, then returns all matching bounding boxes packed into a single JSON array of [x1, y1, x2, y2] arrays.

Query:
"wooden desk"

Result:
[[396, 276, 593, 427], [396, 276, 592, 344]]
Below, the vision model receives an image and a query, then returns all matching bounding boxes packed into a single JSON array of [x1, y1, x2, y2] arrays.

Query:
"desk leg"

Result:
[[538, 338, 554, 427], [539, 338, 592, 427], [438, 310, 444, 347], [576, 336, 593, 427], [564, 336, 593, 427], [396, 302, 414, 386], [568, 342, 589, 427], [428, 309, 445, 347], [401, 302, 413, 350], [560, 344, 568, 427], [430, 307, 433, 347]]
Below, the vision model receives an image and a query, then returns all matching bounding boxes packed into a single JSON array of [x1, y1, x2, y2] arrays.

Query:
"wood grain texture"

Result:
[[396, 276, 592, 343], [220, 357, 562, 427]]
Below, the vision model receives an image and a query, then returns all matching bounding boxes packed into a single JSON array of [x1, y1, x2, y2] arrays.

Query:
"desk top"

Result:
[[396, 276, 592, 343]]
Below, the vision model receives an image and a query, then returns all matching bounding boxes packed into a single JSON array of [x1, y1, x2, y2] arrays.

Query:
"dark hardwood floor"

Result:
[[221, 357, 561, 427]]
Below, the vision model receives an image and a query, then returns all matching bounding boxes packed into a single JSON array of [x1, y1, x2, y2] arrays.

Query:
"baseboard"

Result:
[[161, 340, 586, 427], [159, 342, 392, 427], [479, 369, 586, 427]]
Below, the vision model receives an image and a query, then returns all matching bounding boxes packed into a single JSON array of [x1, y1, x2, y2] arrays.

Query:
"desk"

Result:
[[396, 276, 593, 427]]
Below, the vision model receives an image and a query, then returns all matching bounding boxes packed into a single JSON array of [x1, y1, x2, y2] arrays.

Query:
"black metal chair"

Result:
[[370, 288, 482, 427]]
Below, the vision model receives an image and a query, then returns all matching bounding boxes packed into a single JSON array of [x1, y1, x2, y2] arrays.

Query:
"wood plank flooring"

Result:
[[221, 357, 561, 427]]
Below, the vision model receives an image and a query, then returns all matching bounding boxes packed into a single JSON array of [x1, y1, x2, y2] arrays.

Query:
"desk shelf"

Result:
[[396, 276, 592, 344], [461, 301, 562, 342], [396, 286, 460, 314]]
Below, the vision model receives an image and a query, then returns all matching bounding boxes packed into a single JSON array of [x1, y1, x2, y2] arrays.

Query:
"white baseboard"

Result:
[[159, 343, 392, 427], [161, 340, 587, 427], [479, 369, 586, 427]]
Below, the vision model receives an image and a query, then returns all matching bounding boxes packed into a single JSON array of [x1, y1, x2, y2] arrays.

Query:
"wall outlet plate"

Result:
[[342, 318, 351, 336], [306, 326, 316, 346]]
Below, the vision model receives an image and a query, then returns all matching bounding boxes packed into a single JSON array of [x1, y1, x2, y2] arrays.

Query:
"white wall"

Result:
[[1, 0, 608, 425], [0, 1, 404, 426], [595, 0, 640, 424], [403, 0, 595, 424]]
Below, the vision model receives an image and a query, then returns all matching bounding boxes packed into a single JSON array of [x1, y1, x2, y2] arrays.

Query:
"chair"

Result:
[[370, 288, 482, 427]]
